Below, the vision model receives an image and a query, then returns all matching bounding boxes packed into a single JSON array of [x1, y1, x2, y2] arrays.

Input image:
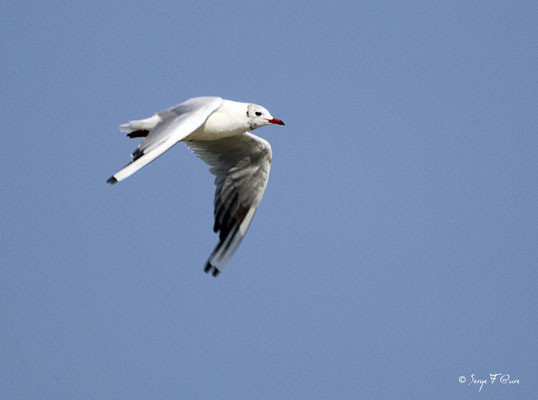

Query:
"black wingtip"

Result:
[[203, 262, 220, 278], [204, 262, 212, 273], [106, 176, 118, 185]]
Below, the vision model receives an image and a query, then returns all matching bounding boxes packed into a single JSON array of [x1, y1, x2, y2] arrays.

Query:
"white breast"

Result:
[[188, 100, 249, 140]]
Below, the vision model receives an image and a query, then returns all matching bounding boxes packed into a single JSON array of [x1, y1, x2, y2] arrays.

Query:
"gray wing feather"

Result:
[[187, 132, 272, 276]]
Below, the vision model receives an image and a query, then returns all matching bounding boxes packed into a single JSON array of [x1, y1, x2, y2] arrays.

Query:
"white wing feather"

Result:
[[187, 132, 272, 276], [107, 97, 223, 183]]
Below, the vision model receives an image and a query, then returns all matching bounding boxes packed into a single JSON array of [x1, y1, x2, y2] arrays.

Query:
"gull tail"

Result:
[[120, 115, 161, 133]]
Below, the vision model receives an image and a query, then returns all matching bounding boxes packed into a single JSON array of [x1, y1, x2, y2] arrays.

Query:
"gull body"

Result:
[[107, 96, 285, 277]]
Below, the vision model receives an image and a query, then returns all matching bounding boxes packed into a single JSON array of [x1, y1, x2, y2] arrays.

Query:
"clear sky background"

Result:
[[1, 1, 536, 399]]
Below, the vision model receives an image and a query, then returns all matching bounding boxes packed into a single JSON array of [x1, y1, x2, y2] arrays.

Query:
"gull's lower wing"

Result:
[[187, 132, 272, 277]]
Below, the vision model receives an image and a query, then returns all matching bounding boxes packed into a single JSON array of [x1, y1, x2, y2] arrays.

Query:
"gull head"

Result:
[[246, 103, 285, 130]]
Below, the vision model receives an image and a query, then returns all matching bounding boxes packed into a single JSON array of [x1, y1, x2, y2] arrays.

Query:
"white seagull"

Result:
[[107, 96, 285, 277]]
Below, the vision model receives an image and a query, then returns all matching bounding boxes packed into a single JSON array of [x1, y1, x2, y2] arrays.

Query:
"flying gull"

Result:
[[107, 97, 285, 277]]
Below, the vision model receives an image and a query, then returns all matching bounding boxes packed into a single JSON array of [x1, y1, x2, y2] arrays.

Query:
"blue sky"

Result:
[[1, 1, 536, 398]]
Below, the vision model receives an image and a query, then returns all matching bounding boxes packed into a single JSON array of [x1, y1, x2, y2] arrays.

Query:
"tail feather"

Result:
[[119, 115, 161, 133]]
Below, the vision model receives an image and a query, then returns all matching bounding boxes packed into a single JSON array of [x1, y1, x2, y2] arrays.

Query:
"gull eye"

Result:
[[255, 111, 262, 116]]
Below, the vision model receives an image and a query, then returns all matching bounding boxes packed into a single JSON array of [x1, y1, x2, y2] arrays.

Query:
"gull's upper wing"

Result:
[[107, 97, 223, 183], [187, 132, 272, 277]]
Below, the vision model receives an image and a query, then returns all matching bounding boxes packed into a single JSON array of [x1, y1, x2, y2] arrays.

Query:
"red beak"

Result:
[[267, 118, 285, 126]]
